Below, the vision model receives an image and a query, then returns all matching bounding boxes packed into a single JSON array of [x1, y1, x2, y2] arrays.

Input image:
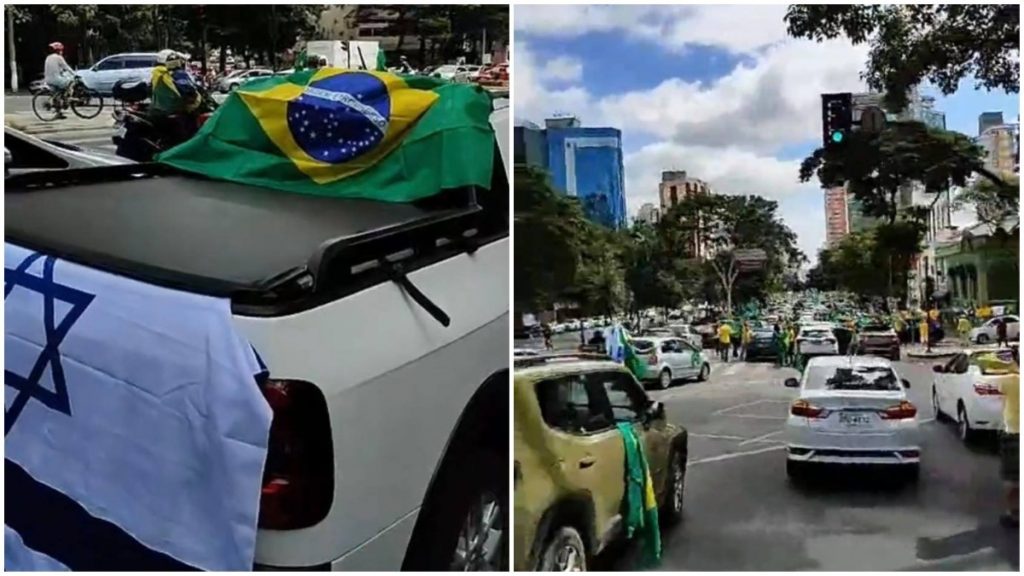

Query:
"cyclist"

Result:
[[44, 41, 75, 118]]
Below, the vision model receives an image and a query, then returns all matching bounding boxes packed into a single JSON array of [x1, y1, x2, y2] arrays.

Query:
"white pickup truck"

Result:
[[4, 104, 510, 571]]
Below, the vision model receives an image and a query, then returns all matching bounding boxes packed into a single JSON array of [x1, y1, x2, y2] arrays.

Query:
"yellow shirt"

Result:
[[957, 318, 971, 334], [978, 306, 993, 319], [928, 308, 939, 321], [718, 324, 733, 344], [742, 327, 753, 344]]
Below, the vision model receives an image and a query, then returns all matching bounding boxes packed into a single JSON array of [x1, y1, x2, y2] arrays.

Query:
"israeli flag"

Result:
[[4, 243, 272, 571]]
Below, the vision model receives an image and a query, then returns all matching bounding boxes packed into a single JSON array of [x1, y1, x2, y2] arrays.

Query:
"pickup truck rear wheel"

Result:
[[409, 449, 507, 570]]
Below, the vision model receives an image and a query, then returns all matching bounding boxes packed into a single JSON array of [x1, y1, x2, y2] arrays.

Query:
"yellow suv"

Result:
[[513, 353, 688, 571]]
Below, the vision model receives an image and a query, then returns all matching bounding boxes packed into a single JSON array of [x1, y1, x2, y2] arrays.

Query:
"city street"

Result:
[[599, 356, 1018, 571], [6, 94, 119, 154]]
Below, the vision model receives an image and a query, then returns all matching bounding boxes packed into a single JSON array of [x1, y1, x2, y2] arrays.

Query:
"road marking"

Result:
[[918, 417, 935, 425], [712, 398, 772, 415], [712, 398, 788, 415], [738, 429, 785, 446], [690, 433, 750, 441], [688, 444, 786, 466], [729, 414, 787, 420]]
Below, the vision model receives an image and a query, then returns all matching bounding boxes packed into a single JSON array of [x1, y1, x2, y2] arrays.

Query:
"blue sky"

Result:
[[514, 5, 1020, 261]]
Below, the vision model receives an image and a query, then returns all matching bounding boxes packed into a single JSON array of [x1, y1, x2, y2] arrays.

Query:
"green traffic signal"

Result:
[[831, 131, 844, 143]]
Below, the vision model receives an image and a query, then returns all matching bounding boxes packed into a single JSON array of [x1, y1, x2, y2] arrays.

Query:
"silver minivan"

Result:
[[77, 52, 159, 95]]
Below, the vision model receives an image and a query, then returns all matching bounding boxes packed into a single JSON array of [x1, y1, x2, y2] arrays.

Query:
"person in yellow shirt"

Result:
[[717, 321, 733, 363], [918, 317, 930, 352], [999, 349, 1019, 527], [957, 315, 973, 345], [741, 321, 753, 361]]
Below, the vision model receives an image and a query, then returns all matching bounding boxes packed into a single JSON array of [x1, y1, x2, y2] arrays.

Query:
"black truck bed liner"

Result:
[[5, 164, 483, 311]]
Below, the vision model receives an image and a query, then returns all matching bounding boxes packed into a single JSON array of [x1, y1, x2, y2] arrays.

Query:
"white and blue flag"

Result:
[[4, 243, 272, 571]]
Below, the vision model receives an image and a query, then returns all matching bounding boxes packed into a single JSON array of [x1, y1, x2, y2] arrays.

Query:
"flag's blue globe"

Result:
[[286, 72, 391, 164]]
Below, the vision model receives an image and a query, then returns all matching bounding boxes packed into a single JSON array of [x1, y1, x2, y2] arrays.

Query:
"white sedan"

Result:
[[969, 315, 1019, 344], [931, 347, 1015, 443], [784, 356, 919, 480], [796, 324, 839, 356]]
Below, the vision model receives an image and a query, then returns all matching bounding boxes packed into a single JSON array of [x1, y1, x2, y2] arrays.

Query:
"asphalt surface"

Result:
[[601, 356, 1018, 571]]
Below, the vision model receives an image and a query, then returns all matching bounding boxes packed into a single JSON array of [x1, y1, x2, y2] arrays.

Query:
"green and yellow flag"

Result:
[[158, 68, 495, 202]]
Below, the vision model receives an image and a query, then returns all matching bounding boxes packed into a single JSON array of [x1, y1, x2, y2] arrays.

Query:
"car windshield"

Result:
[[807, 365, 900, 391]]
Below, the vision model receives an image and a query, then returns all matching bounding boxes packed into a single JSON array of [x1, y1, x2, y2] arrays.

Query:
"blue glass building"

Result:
[[514, 117, 627, 229]]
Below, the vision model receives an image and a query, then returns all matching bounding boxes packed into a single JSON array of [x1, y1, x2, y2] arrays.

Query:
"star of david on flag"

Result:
[[5, 252, 94, 436]]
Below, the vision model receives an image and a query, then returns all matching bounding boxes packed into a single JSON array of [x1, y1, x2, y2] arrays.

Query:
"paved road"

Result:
[[602, 358, 1018, 571], [6, 94, 35, 114]]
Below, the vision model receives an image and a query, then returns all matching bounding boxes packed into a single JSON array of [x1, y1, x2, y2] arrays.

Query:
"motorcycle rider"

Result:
[[44, 41, 76, 118], [150, 49, 201, 145]]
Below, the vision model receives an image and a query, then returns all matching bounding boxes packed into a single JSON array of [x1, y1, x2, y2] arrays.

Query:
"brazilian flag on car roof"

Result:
[[157, 68, 494, 202]]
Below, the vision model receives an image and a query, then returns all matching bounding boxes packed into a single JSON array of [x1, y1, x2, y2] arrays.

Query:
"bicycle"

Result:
[[32, 76, 105, 122]]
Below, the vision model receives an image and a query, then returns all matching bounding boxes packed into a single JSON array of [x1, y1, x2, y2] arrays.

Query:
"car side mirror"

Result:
[[784, 377, 800, 388], [932, 365, 944, 373], [901, 378, 911, 389]]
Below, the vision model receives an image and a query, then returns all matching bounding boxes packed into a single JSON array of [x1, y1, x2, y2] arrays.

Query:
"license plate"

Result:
[[839, 413, 871, 427]]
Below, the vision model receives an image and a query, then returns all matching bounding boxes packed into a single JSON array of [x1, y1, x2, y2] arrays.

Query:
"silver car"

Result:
[[76, 52, 159, 95]]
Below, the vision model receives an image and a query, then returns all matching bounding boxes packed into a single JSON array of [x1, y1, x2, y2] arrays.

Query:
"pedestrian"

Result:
[[918, 316, 931, 353], [717, 320, 733, 363], [787, 323, 798, 366], [998, 347, 1019, 527], [541, 323, 553, 351], [731, 319, 742, 359], [957, 315, 972, 346], [741, 321, 752, 361], [995, 317, 1009, 348], [773, 324, 785, 367]]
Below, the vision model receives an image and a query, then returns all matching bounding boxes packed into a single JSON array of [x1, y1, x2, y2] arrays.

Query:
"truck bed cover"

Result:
[[5, 165, 484, 311]]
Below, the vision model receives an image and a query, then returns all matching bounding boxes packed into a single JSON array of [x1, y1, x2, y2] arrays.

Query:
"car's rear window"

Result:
[[631, 339, 654, 352], [806, 365, 900, 391], [801, 329, 833, 338], [861, 324, 892, 332]]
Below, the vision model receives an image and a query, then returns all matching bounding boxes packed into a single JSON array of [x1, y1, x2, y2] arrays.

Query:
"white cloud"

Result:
[[512, 9, 871, 257], [623, 143, 826, 257], [514, 5, 791, 54], [540, 56, 583, 83]]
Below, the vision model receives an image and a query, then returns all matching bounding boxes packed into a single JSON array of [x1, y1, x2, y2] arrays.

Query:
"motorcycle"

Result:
[[112, 82, 218, 162]]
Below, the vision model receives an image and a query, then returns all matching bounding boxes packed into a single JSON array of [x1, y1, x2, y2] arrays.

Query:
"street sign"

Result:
[[860, 106, 886, 134], [734, 248, 767, 272]]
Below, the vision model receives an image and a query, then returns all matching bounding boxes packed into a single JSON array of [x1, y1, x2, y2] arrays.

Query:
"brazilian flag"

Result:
[[158, 68, 495, 202]]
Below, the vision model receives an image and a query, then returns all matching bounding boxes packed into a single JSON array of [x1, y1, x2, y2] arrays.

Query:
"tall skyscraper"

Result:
[[979, 122, 1017, 176], [824, 187, 849, 247]]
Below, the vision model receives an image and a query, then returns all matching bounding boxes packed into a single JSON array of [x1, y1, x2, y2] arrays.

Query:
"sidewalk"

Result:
[[5, 112, 113, 136], [903, 340, 1017, 359]]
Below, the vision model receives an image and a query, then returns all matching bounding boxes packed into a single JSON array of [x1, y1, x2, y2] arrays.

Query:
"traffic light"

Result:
[[821, 93, 852, 148]]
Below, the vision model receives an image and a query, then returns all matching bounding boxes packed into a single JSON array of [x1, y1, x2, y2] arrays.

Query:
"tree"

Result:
[[513, 166, 589, 313], [800, 121, 985, 225], [660, 194, 802, 313], [785, 4, 1019, 113], [956, 174, 1020, 228]]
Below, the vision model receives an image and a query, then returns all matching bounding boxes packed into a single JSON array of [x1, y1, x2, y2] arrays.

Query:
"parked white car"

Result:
[[796, 324, 839, 356], [667, 323, 703, 350], [931, 347, 1015, 443], [218, 68, 275, 92], [631, 336, 710, 390], [969, 315, 1019, 344], [784, 356, 919, 481]]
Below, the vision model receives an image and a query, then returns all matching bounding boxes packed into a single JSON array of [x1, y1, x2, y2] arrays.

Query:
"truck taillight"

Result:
[[880, 400, 917, 420], [258, 378, 334, 530], [974, 382, 1003, 396], [790, 399, 825, 418]]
